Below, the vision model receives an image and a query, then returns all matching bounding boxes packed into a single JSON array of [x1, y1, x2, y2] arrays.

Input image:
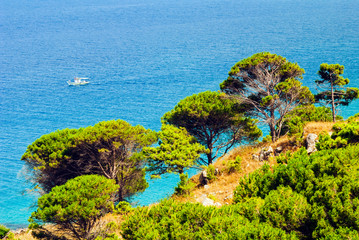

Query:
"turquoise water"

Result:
[[1, 0, 358, 229]]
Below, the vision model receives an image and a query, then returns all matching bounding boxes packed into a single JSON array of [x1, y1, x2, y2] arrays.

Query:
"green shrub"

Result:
[[281, 105, 339, 138], [316, 118, 359, 150], [174, 173, 195, 195], [225, 156, 242, 173], [30, 175, 118, 240], [115, 201, 133, 215], [0, 225, 9, 239], [121, 199, 297, 239], [95, 233, 121, 240], [261, 135, 272, 143], [316, 133, 347, 151], [205, 164, 217, 181], [261, 186, 311, 232], [3, 232, 20, 240], [234, 144, 359, 238]]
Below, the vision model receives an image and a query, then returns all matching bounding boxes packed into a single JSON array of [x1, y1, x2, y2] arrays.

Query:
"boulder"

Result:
[[202, 197, 214, 206], [199, 170, 208, 185], [259, 146, 274, 161], [306, 133, 317, 154], [275, 146, 283, 156]]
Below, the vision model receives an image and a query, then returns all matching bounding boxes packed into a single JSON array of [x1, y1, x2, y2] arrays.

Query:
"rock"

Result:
[[202, 197, 215, 206], [201, 197, 221, 207], [275, 146, 283, 156], [214, 168, 220, 176], [204, 185, 210, 189], [259, 146, 274, 161], [306, 133, 317, 154], [199, 170, 208, 185], [252, 154, 259, 161], [224, 194, 233, 201]]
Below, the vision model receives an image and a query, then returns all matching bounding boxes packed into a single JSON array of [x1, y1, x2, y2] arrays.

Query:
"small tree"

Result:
[[220, 52, 314, 142], [30, 175, 118, 240], [162, 91, 261, 165], [143, 124, 208, 175], [315, 63, 359, 122], [21, 120, 156, 201]]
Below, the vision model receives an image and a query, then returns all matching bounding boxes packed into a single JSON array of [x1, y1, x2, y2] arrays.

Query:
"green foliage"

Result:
[[0, 225, 9, 239], [234, 144, 359, 238], [30, 175, 118, 240], [174, 173, 195, 195], [316, 133, 347, 151], [224, 156, 242, 173], [282, 105, 337, 138], [205, 164, 217, 181], [162, 91, 261, 165], [261, 135, 272, 143], [260, 186, 311, 232], [3, 232, 20, 240], [121, 199, 297, 239], [115, 201, 133, 215], [316, 117, 359, 150], [21, 119, 156, 201], [143, 124, 207, 175], [315, 63, 359, 121], [221, 52, 314, 142]]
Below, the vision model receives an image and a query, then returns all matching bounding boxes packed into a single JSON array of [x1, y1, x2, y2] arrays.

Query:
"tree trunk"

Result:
[[270, 108, 277, 142], [118, 186, 124, 202], [270, 124, 276, 142], [206, 153, 213, 165], [331, 81, 336, 122]]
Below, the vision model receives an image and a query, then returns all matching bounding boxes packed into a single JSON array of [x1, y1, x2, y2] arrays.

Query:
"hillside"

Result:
[[172, 121, 336, 206], [9, 118, 359, 240]]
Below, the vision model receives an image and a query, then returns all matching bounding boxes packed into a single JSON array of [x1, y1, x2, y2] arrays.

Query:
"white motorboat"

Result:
[[67, 77, 89, 86]]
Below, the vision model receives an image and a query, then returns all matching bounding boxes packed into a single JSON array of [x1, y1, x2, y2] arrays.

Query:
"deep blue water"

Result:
[[1, 0, 358, 229]]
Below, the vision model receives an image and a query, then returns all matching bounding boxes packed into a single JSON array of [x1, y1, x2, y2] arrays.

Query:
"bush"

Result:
[[3, 232, 20, 240], [281, 105, 339, 138], [115, 201, 133, 215], [0, 225, 9, 239], [316, 117, 359, 150], [121, 199, 297, 239], [174, 173, 195, 195], [30, 175, 118, 240], [224, 156, 242, 173], [261, 186, 311, 232], [205, 164, 217, 181], [234, 144, 359, 238]]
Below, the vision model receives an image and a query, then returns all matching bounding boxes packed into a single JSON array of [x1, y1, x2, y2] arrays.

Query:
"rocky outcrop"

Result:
[[198, 195, 222, 207], [306, 133, 317, 154], [275, 146, 283, 156], [199, 170, 208, 185], [259, 146, 274, 161]]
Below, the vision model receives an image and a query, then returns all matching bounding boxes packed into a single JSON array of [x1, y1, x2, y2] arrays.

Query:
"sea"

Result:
[[1, 0, 358, 229]]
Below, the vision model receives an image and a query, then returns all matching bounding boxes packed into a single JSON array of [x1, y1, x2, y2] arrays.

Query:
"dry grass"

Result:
[[173, 144, 272, 205], [10, 214, 123, 240], [303, 121, 335, 137], [174, 120, 337, 206]]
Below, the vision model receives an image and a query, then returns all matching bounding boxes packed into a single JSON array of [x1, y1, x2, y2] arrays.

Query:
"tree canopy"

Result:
[[30, 175, 118, 240], [21, 119, 157, 201], [143, 124, 208, 175], [162, 91, 261, 165], [315, 63, 359, 122], [220, 52, 314, 142]]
